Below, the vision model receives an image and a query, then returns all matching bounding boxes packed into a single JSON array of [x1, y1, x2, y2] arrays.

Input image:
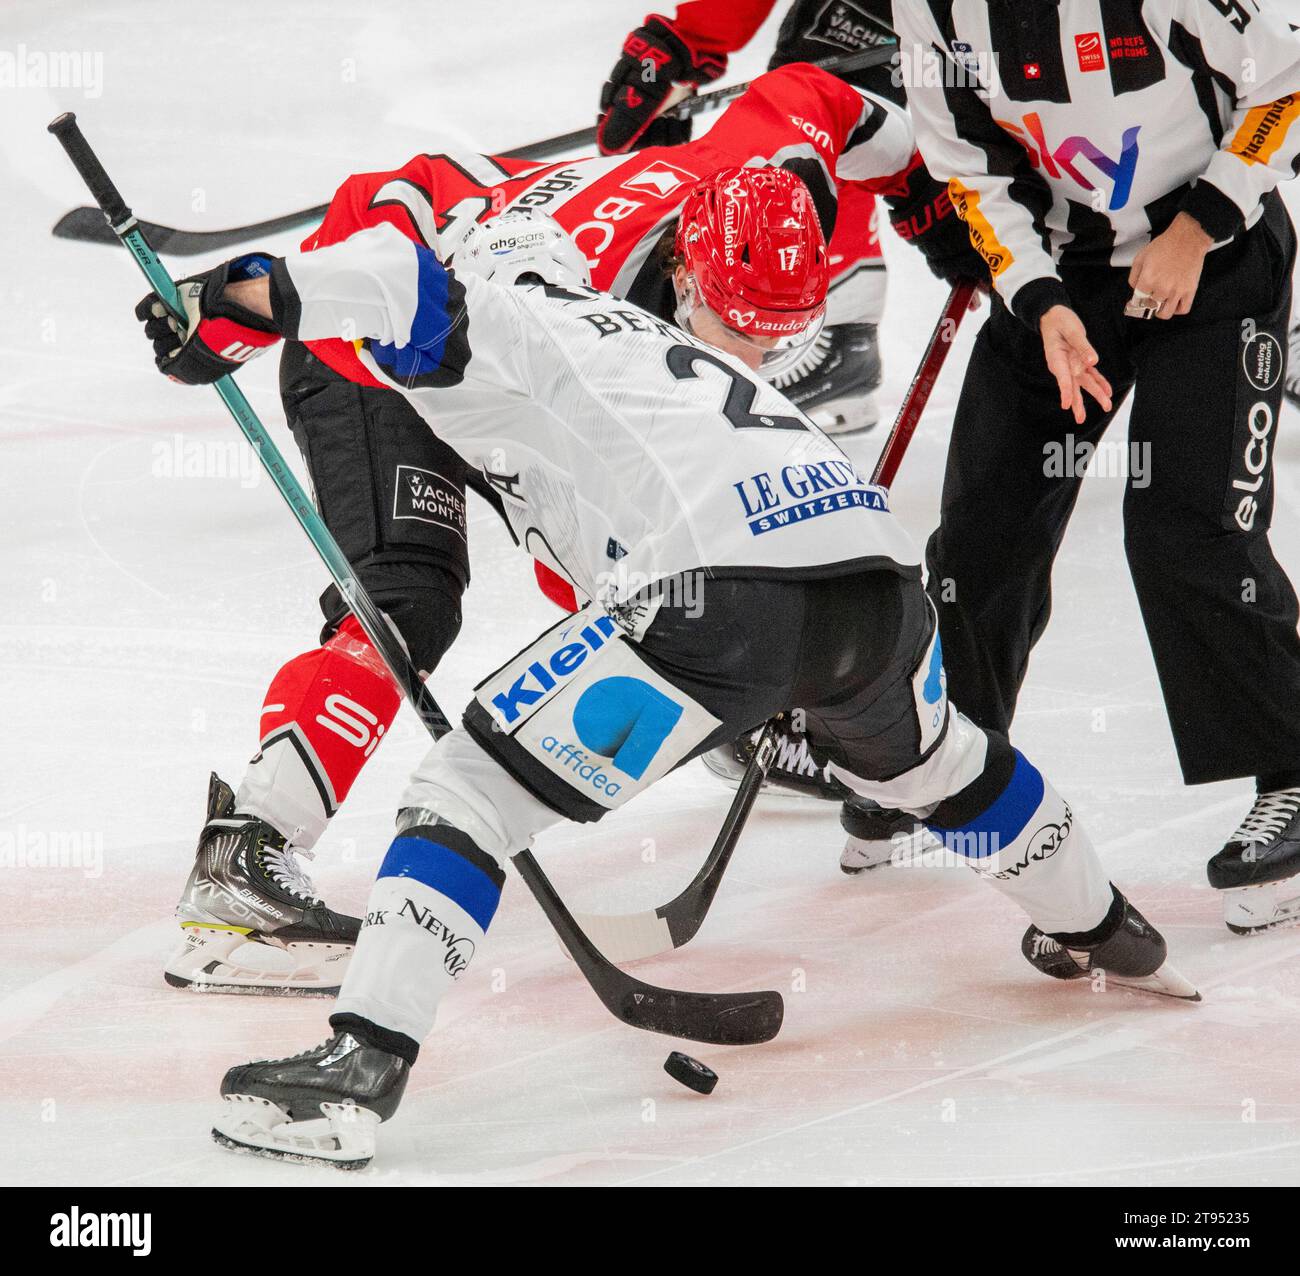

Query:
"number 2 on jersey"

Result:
[[665, 345, 808, 433]]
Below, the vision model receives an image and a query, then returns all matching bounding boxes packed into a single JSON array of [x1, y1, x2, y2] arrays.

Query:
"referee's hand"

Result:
[[1127, 212, 1214, 319], [1040, 306, 1113, 425]]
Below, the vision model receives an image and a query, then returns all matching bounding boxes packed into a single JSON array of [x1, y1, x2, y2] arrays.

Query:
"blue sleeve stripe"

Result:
[[379, 836, 502, 931], [924, 750, 1045, 858], [409, 241, 452, 355]]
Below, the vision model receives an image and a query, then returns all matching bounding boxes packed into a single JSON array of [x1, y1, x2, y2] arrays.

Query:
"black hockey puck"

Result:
[[664, 1051, 717, 1095]]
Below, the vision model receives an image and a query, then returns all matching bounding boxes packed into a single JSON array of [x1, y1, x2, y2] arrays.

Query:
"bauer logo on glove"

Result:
[[135, 252, 282, 385]]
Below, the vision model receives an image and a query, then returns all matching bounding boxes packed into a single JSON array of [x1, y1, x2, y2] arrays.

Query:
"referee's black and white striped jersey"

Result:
[[895, 1, 1300, 324]]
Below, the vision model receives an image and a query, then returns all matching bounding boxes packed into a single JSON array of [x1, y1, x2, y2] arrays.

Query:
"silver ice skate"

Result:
[[164, 773, 360, 996]]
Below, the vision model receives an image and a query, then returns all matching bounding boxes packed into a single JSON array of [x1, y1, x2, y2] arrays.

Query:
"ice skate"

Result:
[[212, 1031, 409, 1170], [1206, 788, 1300, 934], [1021, 892, 1200, 1001], [700, 721, 846, 800], [772, 322, 882, 436], [164, 773, 360, 996], [839, 794, 932, 873]]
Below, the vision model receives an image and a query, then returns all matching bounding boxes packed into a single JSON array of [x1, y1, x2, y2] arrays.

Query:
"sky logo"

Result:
[[998, 112, 1141, 210]]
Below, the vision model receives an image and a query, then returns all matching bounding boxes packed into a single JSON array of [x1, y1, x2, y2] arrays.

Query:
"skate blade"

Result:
[[1109, 961, 1201, 1002], [166, 926, 351, 996], [814, 392, 879, 437], [1222, 882, 1300, 935], [839, 823, 940, 875], [212, 1094, 378, 1170], [839, 834, 896, 874], [699, 754, 836, 802]]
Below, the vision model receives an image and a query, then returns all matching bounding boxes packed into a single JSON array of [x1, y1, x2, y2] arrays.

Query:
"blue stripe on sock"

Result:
[[924, 749, 1045, 859], [378, 836, 501, 931]]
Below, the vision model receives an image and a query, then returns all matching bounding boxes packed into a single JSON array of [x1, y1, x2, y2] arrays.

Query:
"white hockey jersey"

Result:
[[272, 223, 920, 613]]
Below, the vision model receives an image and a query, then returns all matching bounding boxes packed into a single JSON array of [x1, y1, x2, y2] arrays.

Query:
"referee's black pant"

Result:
[[926, 193, 1300, 786]]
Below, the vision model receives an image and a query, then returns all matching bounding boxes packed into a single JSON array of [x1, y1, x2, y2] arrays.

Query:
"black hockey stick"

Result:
[[571, 719, 781, 964], [50, 44, 897, 254], [49, 111, 782, 1049]]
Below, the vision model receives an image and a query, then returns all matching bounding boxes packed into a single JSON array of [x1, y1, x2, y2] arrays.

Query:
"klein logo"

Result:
[[489, 615, 619, 725]]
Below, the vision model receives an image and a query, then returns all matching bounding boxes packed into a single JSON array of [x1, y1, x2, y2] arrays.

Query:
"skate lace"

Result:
[[1030, 932, 1062, 958], [1229, 789, 1300, 846], [770, 730, 821, 778], [772, 330, 833, 389], [259, 840, 322, 904]]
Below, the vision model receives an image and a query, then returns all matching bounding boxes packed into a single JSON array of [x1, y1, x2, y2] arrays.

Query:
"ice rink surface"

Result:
[[4, 1, 1300, 1187]]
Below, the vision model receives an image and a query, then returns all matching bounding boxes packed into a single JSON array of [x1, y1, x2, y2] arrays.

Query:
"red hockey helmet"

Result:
[[673, 166, 829, 376]]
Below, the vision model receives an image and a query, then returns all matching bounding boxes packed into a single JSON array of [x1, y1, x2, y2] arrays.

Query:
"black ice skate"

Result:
[[839, 795, 932, 873], [772, 322, 882, 436], [700, 721, 846, 800], [212, 1031, 409, 1169], [1021, 892, 1200, 1001], [1206, 788, 1300, 934], [164, 773, 360, 996]]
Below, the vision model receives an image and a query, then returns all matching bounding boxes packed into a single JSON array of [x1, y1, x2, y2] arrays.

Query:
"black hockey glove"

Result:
[[596, 15, 726, 155], [135, 253, 282, 385], [885, 155, 990, 290]]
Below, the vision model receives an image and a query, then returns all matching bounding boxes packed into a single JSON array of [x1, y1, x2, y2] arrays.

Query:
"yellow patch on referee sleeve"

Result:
[[1229, 95, 1300, 166], [948, 180, 1014, 278]]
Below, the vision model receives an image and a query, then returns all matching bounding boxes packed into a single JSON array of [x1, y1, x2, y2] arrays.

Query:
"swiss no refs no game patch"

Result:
[[393, 465, 467, 540]]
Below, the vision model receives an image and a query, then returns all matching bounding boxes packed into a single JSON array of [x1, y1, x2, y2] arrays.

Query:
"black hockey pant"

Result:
[[926, 194, 1300, 785]]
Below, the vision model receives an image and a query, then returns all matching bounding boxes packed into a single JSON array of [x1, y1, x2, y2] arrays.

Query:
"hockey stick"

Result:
[[50, 44, 897, 254], [572, 718, 782, 964], [48, 111, 782, 1048], [573, 282, 978, 965], [871, 279, 978, 487]]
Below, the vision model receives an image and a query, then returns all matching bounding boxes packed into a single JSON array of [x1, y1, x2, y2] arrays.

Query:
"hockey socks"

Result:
[[236, 616, 402, 847], [330, 824, 505, 1055], [924, 736, 1115, 937]]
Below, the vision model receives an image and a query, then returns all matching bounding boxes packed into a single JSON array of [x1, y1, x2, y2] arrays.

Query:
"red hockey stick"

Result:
[[871, 279, 979, 488]]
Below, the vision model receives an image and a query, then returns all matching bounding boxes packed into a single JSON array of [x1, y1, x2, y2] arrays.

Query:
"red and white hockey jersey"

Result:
[[300, 62, 914, 389]]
